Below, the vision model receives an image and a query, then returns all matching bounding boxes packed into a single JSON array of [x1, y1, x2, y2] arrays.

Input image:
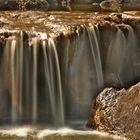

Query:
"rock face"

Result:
[[87, 83, 140, 140]]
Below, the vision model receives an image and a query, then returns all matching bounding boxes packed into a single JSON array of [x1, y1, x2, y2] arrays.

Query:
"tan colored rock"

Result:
[[87, 83, 140, 140]]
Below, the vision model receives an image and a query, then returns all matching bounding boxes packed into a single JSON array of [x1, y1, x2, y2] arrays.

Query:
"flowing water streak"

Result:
[[106, 28, 126, 86], [72, 30, 82, 114], [127, 26, 136, 74], [86, 25, 104, 89], [67, 26, 102, 124], [24, 36, 31, 120], [105, 27, 135, 87], [42, 39, 57, 123], [32, 38, 38, 123], [11, 38, 18, 123], [48, 38, 64, 125], [47, 39, 58, 124], [19, 31, 23, 117], [92, 26, 104, 89], [123, 26, 136, 85]]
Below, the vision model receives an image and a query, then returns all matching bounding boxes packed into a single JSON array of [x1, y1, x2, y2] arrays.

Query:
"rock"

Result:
[[100, 0, 122, 12], [100, 0, 140, 12], [87, 82, 140, 140], [25, 0, 49, 9], [0, 0, 18, 10], [0, 0, 49, 10]]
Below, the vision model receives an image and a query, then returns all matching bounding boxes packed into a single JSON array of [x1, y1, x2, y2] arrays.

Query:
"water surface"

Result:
[[0, 127, 125, 140]]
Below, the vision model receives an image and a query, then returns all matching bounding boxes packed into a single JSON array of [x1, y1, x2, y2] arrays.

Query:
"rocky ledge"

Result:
[[87, 82, 140, 140]]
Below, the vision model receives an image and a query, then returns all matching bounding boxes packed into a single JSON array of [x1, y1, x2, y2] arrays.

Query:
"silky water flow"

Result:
[[0, 25, 137, 128]]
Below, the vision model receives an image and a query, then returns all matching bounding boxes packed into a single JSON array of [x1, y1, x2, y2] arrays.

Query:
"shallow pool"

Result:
[[0, 127, 126, 140]]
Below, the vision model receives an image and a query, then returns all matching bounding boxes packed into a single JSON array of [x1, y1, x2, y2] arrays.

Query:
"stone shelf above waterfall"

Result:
[[0, 11, 140, 38]]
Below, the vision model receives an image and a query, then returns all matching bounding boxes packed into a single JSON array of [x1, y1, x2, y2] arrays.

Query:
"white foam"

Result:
[[0, 127, 127, 140], [0, 29, 18, 34], [37, 127, 125, 139], [0, 126, 32, 137], [122, 13, 140, 19]]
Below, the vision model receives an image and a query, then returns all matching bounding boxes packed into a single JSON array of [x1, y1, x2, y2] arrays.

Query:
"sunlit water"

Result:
[[0, 127, 126, 140]]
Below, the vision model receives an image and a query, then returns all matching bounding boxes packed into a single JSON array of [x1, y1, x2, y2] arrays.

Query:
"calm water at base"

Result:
[[0, 127, 126, 140]]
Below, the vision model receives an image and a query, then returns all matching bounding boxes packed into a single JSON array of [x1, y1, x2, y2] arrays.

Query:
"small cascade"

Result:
[[48, 38, 64, 125], [1, 32, 65, 125], [105, 27, 136, 88], [0, 22, 137, 128], [42, 40, 56, 123], [86, 25, 104, 90], [19, 31, 23, 120], [63, 25, 104, 125], [4, 34, 24, 124], [32, 37, 38, 123], [11, 39, 18, 123], [42, 37, 64, 125], [126, 26, 136, 83]]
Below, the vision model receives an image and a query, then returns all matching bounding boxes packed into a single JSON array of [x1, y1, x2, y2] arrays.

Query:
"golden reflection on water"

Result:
[[0, 127, 124, 140], [0, 135, 122, 140]]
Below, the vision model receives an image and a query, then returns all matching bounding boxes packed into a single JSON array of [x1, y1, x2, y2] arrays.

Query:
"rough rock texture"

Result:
[[87, 82, 140, 140], [0, 0, 140, 11], [0, 0, 49, 10]]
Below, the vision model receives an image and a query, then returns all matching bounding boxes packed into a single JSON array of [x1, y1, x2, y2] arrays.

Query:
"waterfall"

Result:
[[11, 39, 18, 123], [32, 37, 38, 123], [86, 25, 104, 90], [19, 31, 23, 120], [64, 25, 104, 126], [48, 38, 64, 125], [42, 37, 64, 125], [105, 27, 135, 88], [4, 35, 24, 124], [42, 40, 57, 124], [0, 23, 137, 127]]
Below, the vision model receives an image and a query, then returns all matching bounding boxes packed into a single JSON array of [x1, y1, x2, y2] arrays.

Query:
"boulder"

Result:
[[87, 83, 140, 140]]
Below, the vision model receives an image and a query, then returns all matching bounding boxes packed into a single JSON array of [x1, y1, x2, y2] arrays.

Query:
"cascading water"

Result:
[[11, 38, 18, 123], [32, 37, 38, 123], [42, 37, 64, 125], [2, 27, 103, 125], [63, 25, 104, 126], [86, 25, 104, 90], [105, 26, 136, 88], [0, 22, 137, 129], [5, 34, 65, 125]]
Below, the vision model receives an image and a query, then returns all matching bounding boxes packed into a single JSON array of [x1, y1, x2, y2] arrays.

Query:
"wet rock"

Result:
[[87, 82, 140, 140]]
